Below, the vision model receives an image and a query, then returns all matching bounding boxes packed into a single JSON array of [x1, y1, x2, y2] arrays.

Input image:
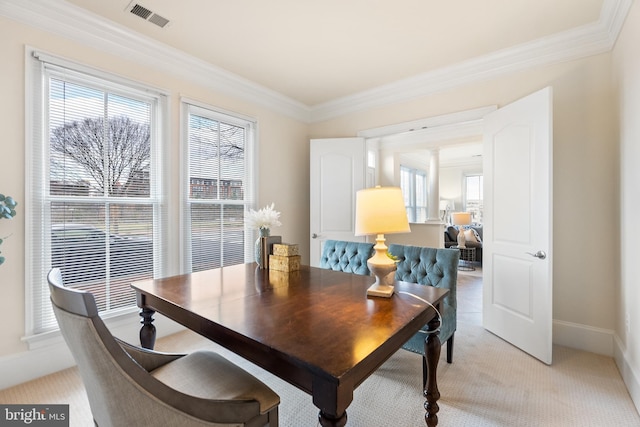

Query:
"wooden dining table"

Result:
[[131, 263, 448, 427]]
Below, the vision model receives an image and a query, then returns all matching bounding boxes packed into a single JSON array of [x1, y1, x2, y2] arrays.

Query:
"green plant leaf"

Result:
[[5, 197, 16, 208]]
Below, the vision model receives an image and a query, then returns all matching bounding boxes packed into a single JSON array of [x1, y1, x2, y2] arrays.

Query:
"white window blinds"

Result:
[[27, 52, 164, 336], [182, 102, 255, 272]]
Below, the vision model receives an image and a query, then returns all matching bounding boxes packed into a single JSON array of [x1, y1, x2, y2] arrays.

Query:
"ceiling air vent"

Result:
[[126, 2, 170, 28]]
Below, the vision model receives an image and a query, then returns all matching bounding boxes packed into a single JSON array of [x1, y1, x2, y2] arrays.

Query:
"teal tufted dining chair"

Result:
[[388, 244, 459, 364], [319, 240, 374, 275]]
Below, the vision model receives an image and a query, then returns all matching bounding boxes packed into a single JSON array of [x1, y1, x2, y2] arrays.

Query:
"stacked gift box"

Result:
[[269, 243, 300, 272]]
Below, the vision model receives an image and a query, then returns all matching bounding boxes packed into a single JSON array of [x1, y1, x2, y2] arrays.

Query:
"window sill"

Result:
[[22, 306, 139, 351]]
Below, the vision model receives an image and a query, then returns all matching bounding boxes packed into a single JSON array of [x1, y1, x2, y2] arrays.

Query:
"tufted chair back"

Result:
[[319, 240, 374, 275], [388, 244, 459, 363]]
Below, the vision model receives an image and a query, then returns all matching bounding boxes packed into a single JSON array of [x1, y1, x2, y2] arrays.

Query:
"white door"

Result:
[[310, 138, 366, 266], [483, 87, 553, 364]]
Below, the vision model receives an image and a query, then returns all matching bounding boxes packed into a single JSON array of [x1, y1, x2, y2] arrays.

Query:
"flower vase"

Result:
[[255, 228, 270, 268]]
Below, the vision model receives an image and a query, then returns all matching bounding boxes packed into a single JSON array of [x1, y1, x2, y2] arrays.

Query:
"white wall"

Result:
[[385, 223, 444, 248], [612, 0, 640, 413]]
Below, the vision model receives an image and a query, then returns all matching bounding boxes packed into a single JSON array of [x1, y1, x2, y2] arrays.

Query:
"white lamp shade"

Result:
[[451, 212, 472, 226], [354, 187, 410, 236]]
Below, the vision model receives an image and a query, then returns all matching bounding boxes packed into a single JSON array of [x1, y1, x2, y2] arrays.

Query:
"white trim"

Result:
[[23, 46, 39, 338], [0, 0, 632, 123], [181, 96, 258, 127], [22, 306, 140, 350], [614, 334, 640, 416], [553, 318, 615, 356], [357, 106, 497, 139], [0, 314, 185, 391], [32, 49, 170, 97], [359, 106, 495, 154], [0, 0, 310, 122], [310, 0, 633, 122]]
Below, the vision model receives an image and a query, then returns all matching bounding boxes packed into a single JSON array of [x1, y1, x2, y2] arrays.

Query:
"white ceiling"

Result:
[[60, 0, 606, 108]]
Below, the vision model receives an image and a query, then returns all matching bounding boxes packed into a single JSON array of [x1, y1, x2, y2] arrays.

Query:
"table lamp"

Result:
[[355, 186, 411, 298], [451, 212, 472, 248]]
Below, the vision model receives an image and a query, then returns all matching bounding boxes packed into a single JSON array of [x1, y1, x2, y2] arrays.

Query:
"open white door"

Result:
[[310, 138, 366, 266], [483, 87, 553, 364]]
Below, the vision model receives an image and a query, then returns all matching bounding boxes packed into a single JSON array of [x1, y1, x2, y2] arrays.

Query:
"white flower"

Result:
[[246, 203, 282, 230]]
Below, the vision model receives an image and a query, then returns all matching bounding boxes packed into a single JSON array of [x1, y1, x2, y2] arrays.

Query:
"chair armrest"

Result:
[[116, 338, 185, 371]]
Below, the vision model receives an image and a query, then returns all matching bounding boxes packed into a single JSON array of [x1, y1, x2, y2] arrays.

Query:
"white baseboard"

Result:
[[553, 319, 640, 415], [614, 335, 640, 416], [553, 319, 614, 356], [0, 313, 185, 391]]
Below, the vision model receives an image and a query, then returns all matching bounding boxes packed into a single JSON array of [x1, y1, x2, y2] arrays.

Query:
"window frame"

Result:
[[400, 165, 428, 223], [463, 173, 484, 224], [25, 49, 169, 346], [180, 99, 257, 273]]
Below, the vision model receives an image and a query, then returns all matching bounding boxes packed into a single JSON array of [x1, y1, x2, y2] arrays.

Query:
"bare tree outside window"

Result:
[[50, 116, 151, 197]]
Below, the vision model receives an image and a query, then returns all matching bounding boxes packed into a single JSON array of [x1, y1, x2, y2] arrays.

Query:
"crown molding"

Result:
[[358, 105, 497, 139], [0, 0, 312, 122], [0, 0, 632, 124], [309, 0, 633, 123]]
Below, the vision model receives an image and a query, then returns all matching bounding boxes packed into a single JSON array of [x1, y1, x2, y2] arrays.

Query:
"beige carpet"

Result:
[[1, 272, 638, 426]]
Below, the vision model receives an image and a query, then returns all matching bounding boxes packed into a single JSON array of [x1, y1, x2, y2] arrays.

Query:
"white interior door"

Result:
[[483, 87, 553, 365], [310, 138, 366, 266]]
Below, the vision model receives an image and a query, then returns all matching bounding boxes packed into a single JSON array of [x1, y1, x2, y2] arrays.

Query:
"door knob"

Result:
[[526, 250, 547, 260], [312, 233, 318, 239]]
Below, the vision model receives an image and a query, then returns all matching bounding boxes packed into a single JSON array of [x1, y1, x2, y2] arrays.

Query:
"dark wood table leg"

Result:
[[424, 313, 442, 427], [139, 307, 156, 349], [313, 377, 350, 427], [318, 412, 347, 427]]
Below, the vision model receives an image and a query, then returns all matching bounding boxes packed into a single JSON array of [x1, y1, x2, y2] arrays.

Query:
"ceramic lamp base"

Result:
[[366, 283, 395, 298], [367, 260, 397, 298]]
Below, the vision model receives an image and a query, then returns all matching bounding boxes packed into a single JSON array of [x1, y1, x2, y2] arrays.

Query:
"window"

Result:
[[183, 102, 255, 272], [400, 166, 427, 223], [26, 54, 257, 342], [464, 174, 483, 223], [27, 52, 165, 338]]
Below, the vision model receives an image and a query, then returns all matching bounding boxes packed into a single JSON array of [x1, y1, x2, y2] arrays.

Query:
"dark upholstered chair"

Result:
[[48, 268, 280, 427], [388, 244, 459, 364], [319, 240, 374, 275]]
